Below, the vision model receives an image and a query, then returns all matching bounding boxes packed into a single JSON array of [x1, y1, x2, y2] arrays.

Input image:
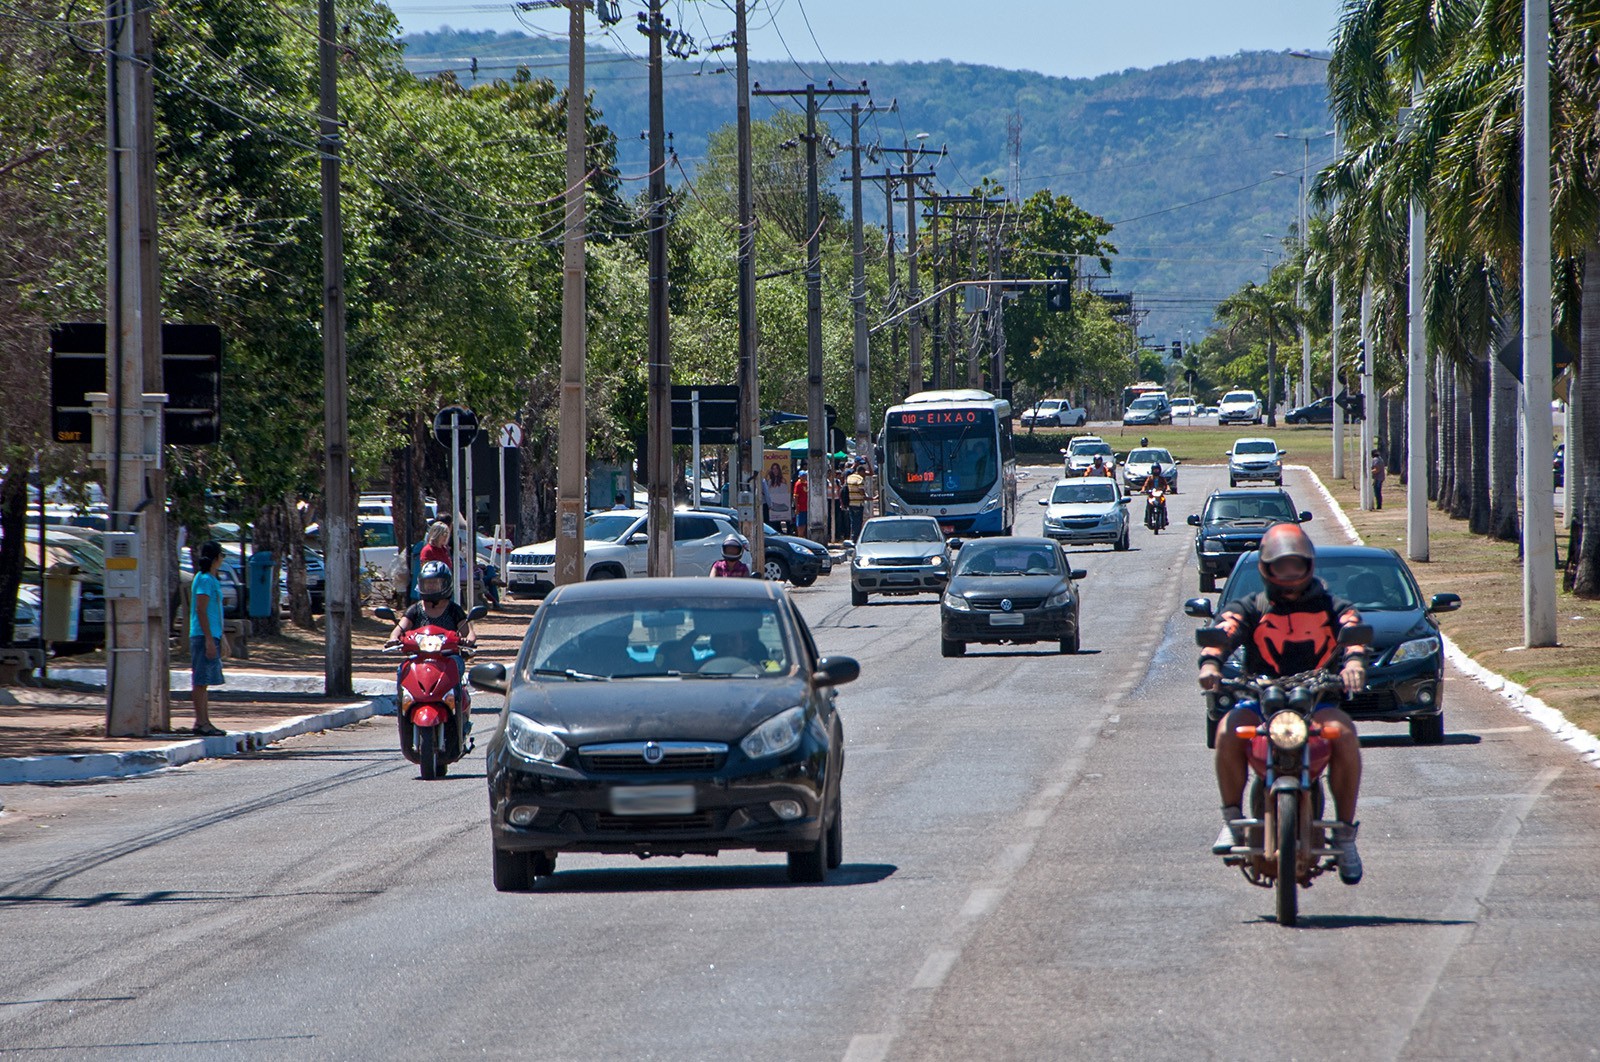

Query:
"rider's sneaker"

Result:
[[1213, 805, 1245, 855], [1332, 821, 1363, 884]]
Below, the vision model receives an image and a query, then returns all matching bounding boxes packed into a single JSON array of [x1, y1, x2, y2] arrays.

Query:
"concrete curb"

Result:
[[1291, 463, 1600, 770], [46, 669, 395, 697]]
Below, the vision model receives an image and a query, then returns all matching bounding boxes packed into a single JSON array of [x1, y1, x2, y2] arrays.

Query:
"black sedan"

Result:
[[939, 536, 1087, 656], [469, 577, 857, 890], [1185, 544, 1461, 745], [760, 523, 831, 586], [1284, 395, 1334, 424]]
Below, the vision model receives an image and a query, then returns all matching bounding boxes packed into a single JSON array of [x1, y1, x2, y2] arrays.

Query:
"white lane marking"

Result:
[[842, 1034, 893, 1062], [959, 888, 1003, 920], [1380, 764, 1564, 1058], [992, 841, 1035, 875], [1022, 808, 1050, 828], [1468, 726, 1534, 735], [910, 948, 962, 990]]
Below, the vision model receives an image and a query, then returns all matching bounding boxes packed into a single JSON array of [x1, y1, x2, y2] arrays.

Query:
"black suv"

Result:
[[1188, 488, 1311, 593]]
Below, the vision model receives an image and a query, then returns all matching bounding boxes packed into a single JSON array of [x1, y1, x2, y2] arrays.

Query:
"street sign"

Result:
[[671, 385, 739, 446], [50, 322, 223, 445], [499, 422, 523, 448], [1496, 333, 1575, 385], [432, 406, 479, 448]]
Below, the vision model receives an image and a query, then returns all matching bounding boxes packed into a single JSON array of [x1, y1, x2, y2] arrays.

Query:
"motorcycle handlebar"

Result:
[[1215, 669, 1346, 700]]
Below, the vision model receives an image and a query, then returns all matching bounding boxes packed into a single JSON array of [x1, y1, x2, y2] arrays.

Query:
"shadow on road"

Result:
[[1249, 913, 1476, 930], [1360, 733, 1482, 749], [531, 861, 898, 893]]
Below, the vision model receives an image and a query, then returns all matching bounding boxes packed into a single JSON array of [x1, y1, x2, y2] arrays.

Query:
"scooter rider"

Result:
[[710, 534, 751, 578], [1197, 523, 1369, 883], [388, 562, 477, 719]]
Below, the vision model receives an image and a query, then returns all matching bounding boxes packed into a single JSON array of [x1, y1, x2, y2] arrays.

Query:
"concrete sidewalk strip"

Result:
[[1292, 463, 1600, 771], [47, 668, 395, 697]]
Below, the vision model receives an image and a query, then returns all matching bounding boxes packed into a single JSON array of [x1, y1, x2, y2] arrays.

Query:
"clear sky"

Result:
[[386, 0, 1340, 80]]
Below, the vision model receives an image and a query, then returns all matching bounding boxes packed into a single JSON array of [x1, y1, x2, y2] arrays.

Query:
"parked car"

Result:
[[760, 523, 831, 586], [1038, 477, 1130, 550], [178, 552, 243, 618], [1227, 437, 1286, 487], [939, 536, 1087, 656], [469, 577, 857, 889], [1122, 447, 1180, 493], [1284, 395, 1335, 425], [1555, 443, 1565, 488], [1062, 436, 1118, 478], [1169, 397, 1199, 418], [850, 515, 950, 605], [1217, 389, 1264, 425], [1021, 398, 1087, 428], [1122, 394, 1173, 426], [10, 585, 41, 646], [1188, 488, 1312, 592], [505, 509, 740, 596], [1186, 544, 1460, 745]]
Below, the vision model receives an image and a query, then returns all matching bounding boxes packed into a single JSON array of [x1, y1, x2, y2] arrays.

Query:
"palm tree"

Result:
[[1216, 279, 1301, 428]]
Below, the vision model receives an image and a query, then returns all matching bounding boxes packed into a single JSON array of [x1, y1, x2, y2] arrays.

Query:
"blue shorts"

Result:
[[190, 635, 225, 688]]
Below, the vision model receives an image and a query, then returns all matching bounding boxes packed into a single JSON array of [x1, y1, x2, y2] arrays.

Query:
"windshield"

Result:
[[1129, 397, 1162, 410], [859, 519, 942, 543], [1127, 449, 1171, 465], [954, 542, 1062, 576], [1051, 481, 1117, 504], [884, 408, 999, 501], [1205, 495, 1296, 522], [1070, 442, 1113, 459], [525, 598, 793, 679], [1225, 555, 1421, 612], [1222, 392, 1255, 404], [1034, 401, 1062, 411], [1235, 441, 1278, 455], [583, 513, 640, 542]]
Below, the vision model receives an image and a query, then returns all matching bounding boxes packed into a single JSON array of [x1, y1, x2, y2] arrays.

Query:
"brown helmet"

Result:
[[1258, 522, 1315, 597]]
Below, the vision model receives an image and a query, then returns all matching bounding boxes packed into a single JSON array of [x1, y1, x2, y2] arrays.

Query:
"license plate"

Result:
[[83, 609, 106, 624], [989, 613, 1025, 627], [609, 784, 696, 816]]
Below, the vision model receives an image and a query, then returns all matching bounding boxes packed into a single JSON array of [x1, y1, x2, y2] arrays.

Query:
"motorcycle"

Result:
[[1143, 485, 1169, 533], [1195, 623, 1371, 926], [375, 604, 487, 780]]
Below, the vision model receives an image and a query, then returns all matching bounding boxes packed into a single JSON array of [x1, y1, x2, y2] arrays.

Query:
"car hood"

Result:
[[946, 573, 1068, 599], [505, 675, 811, 745], [1045, 503, 1118, 519], [1124, 460, 1173, 474], [1355, 609, 1433, 650], [855, 541, 945, 561]]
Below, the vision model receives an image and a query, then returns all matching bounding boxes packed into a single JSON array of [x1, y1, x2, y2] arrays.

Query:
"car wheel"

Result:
[[786, 820, 829, 883], [763, 555, 791, 583], [851, 586, 868, 606], [825, 791, 843, 870], [587, 567, 619, 581], [1410, 713, 1445, 745], [1274, 477, 1283, 486], [492, 844, 533, 892], [940, 636, 966, 657], [1200, 571, 1216, 593], [1229, 476, 1238, 488], [1114, 527, 1130, 551], [1059, 630, 1079, 654], [530, 850, 557, 878], [790, 574, 817, 587]]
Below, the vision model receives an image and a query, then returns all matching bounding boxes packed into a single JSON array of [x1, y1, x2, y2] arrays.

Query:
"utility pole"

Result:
[[1403, 75, 1429, 562], [733, 0, 762, 567], [752, 80, 868, 542], [878, 142, 942, 393], [555, 0, 588, 586], [928, 189, 942, 388], [1360, 283, 1375, 509], [1522, 0, 1557, 645], [863, 160, 936, 397], [319, 0, 352, 695], [102, 0, 169, 734], [644, 0, 674, 574]]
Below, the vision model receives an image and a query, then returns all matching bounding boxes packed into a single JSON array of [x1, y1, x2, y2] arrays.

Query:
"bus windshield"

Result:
[[884, 409, 999, 501]]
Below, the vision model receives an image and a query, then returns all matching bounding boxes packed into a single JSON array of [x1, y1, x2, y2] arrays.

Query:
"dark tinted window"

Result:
[[1224, 554, 1420, 611], [954, 542, 1061, 576], [674, 516, 719, 542]]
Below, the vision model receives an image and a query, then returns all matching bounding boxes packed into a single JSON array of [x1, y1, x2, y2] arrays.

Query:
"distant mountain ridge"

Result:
[[401, 31, 1333, 338]]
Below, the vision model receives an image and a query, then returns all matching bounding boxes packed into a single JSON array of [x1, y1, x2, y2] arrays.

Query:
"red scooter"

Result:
[[376, 604, 486, 780]]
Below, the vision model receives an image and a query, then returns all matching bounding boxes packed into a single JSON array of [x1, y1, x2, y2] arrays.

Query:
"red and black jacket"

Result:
[[1200, 581, 1367, 676]]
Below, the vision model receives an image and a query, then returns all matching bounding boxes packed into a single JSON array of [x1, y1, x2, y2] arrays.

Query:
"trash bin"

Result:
[[248, 551, 275, 618], [42, 563, 83, 642]]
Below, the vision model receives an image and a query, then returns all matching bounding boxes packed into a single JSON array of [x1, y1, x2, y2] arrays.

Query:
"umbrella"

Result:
[[777, 438, 809, 450]]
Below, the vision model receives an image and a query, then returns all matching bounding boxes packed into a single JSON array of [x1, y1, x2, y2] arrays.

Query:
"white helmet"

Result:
[[722, 534, 745, 558]]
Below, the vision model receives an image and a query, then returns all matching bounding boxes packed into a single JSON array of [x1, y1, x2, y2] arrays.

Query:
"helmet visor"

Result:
[[419, 576, 448, 596]]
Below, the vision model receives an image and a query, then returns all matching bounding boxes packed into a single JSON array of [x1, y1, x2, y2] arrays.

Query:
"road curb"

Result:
[[1292, 463, 1600, 770], [0, 690, 397, 786]]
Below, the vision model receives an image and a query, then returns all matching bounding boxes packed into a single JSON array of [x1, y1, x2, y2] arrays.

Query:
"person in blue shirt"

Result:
[[188, 541, 227, 736]]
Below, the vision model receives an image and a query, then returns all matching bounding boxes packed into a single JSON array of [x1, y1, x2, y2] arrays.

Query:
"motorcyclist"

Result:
[[1197, 523, 1369, 884], [1141, 471, 1169, 530], [710, 534, 751, 578], [388, 561, 477, 716], [1089, 454, 1110, 478]]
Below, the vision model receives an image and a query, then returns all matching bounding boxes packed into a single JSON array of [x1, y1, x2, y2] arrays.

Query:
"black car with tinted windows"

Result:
[[760, 523, 831, 586], [1185, 544, 1461, 746], [469, 577, 857, 890], [938, 536, 1086, 656], [1189, 488, 1312, 593]]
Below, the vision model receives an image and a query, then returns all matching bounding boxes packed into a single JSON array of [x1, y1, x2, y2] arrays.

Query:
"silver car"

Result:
[[1039, 477, 1131, 550], [1122, 447, 1180, 493], [851, 515, 950, 606], [1227, 438, 1286, 487]]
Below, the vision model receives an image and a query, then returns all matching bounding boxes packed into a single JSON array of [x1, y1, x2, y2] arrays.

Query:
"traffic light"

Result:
[[1170, 339, 1183, 361], [1045, 264, 1072, 313]]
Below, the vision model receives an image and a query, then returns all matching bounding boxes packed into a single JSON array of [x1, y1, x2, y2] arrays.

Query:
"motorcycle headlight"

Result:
[[1044, 587, 1073, 608], [415, 633, 446, 654], [504, 713, 568, 765], [1267, 710, 1309, 751], [943, 592, 971, 611], [741, 705, 806, 759], [1389, 636, 1439, 664]]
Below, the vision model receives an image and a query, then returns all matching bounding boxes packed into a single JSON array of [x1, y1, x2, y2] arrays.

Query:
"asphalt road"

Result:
[[3, 464, 1598, 1060]]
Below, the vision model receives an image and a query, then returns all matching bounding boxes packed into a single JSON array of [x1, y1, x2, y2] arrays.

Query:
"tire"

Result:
[[763, 555, 791, 583], [1274, 477, 1283, 487], [1200, 571, 1216, 593], [1275, 790, 1299, 927], [530, 850, 557, 878], [1059, 630, 1079, 654], [1229, 476, 1238, 488], [587, 567, 620, 581], [418, 724, 442, 781], [825, 792, 843, 870], [492, 845, 533, 892], [1410, 712, 1445, 745], [851, 586, 868, 606], [1114, 527, 1130, 551], [1205, 713, 1218, 749], [940, 636, 966, 658], [786, 819, 829, 883]]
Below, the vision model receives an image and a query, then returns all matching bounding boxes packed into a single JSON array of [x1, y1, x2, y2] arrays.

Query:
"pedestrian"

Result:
[[611, 491, 630, 510], [1370, 448, 1386, 510], [792, 470, 810, 537], [188, 541, 227, 736], [421, 521, 451, 565], [759, 472, 773, 527], [845, 462, 866, 539], [829, 465, 846, 542]]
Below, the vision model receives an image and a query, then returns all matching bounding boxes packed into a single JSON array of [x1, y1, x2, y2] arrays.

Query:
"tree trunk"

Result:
[[1266, 338, 1278, 428], [1429, 359, 1443, 502], [1573, 241, 1600, 595], [0, 460, 30, 647], [1489, 345, 1521, 540], [1468, 356, 1491, 533], [1436, 362, 1454, 510], [1389, 393, 1406, 481], [1451, 367, 1473, 520]]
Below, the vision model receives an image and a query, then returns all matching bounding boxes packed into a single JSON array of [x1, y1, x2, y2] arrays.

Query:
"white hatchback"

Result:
[[506, 510, 740, 595]]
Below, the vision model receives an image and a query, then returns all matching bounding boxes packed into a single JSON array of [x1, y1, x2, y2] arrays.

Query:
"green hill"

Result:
[[400, 31, 1332, 340]]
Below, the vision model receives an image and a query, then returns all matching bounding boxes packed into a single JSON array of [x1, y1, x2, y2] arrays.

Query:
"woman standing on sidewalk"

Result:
[[188, 541, 227, 736]]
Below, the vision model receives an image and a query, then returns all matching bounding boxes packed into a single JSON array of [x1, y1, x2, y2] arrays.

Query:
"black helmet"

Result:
[[1258, 523, 1316, 599], [418, 560, 453, 603]]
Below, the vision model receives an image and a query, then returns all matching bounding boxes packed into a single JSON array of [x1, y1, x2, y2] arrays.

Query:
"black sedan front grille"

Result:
[[580, 751, 725, 773], [591, 812, 717, 833], [1344, 688, 1401, 715], [969, 596, 1046, 612]]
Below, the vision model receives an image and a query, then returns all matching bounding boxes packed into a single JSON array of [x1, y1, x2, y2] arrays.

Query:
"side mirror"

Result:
[[1194, 625, 1231, 649], [1184, 597, 1215, 618], [1187, 514, 1201, 526], [1070, 568, 1088, 581], [469, 661, 508, 694], [1298, 511, 1313, 522], [1038, 498, 1049, 506], [947, 537, 964, 551], [1337, 623, 1374, 646], [813, 655, 860, 687], [1278, 450, 1287, 457], [374, 606, 397, 622], [628, 533, 649, 545], [1428, 592, 1461, 614], [467, 605, 488, 622], [1117, 497, 1131, 505]]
